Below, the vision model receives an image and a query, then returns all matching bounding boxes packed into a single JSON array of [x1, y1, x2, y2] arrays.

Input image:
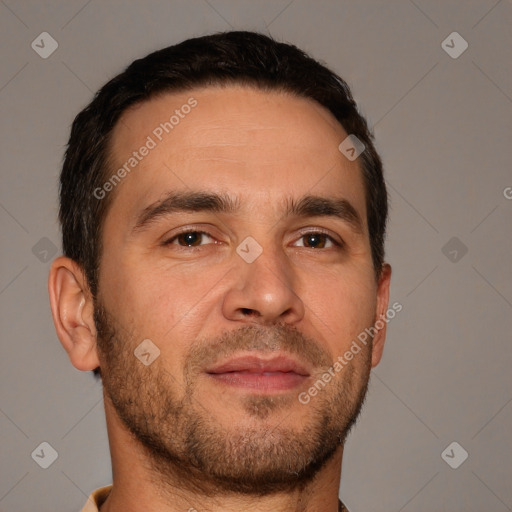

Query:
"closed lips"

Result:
[[205, 354, 311, 376]]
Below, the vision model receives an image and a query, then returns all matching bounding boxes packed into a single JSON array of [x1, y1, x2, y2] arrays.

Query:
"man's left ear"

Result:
[[371, 263, 392, 368]]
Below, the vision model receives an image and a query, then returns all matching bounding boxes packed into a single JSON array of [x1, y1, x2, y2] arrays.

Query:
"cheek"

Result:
[[303, 268, 377, 347], [100, 258, 223, 353]]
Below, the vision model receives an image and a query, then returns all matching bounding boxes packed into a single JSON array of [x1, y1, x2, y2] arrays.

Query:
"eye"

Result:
[[164, 231, 216, 247], [293, 232, 341, 249]]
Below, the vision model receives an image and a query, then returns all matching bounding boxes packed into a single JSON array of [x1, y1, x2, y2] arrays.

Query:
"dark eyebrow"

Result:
[[284, 195, 364, 234], [132, 191, 240, 232], [132, 191, 363, 234]]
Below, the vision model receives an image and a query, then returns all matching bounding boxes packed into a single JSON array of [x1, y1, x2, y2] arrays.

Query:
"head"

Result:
[[49, 31, 391, 496]]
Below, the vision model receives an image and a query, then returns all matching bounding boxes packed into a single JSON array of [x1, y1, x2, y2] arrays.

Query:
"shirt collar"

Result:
[[81, 485, 112, 512], [82, 485, 349, 511]]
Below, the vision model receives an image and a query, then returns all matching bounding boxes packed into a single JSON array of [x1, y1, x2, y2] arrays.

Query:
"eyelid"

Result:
[[161, 226, 344, 248], [293, 227, 344, 247], [161, 225, 219, 246]]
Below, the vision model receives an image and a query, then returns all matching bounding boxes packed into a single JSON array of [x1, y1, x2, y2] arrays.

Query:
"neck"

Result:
[[100, 398, 345, 512]]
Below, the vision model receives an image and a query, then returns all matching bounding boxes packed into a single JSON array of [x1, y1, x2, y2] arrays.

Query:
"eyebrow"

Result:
[[132, 191, 364, 234], [285, 195, 363, 234], [132, 191, 239, 232]]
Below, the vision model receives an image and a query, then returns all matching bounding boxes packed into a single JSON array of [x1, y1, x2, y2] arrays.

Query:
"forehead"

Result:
[[113, 84, 345, 149], [105, 84, 367, 227]]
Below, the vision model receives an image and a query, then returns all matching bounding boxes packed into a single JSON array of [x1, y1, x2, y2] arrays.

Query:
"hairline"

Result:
[[93, 80, 380, 296]]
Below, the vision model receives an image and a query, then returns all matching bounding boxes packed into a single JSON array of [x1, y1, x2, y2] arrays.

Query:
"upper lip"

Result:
[[205, 354, 311, 376]]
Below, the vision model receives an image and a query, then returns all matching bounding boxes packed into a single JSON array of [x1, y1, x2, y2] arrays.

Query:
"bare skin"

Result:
[[49, 85, 391, 512]]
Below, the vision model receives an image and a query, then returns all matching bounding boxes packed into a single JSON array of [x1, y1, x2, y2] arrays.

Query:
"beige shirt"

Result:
[[81, 485, 349, 511], [80, 485, 112, 511]]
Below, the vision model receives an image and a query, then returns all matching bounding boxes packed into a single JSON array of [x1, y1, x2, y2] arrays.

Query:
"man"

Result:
[[48, 31, 392, 512]]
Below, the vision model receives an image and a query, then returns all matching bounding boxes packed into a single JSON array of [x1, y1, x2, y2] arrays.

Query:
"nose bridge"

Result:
[[245, 240, 293, 294], [222, 235, 305, 325]]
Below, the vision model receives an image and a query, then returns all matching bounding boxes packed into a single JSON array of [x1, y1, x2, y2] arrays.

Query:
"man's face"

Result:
[[94, 85, 389, 493]]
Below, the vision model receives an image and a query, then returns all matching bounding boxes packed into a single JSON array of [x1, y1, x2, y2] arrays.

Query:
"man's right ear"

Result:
[[48, 256, 100, 371]]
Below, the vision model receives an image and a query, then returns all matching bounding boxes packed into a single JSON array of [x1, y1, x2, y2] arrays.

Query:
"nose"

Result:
[[222, 243, 305, 326]]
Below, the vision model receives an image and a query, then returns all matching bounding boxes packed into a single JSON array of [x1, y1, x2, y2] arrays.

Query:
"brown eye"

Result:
[[177, 232, 202, 246], [165, 231, 214, 247], [294, 232, 340, 249], [303, 233, 328, 248]]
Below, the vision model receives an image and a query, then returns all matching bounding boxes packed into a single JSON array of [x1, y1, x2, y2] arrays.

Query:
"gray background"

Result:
[[1, 1, 511, 511]]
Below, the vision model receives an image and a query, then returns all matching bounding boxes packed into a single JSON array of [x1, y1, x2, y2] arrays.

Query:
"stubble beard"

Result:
[[94, 300, 372, 497]]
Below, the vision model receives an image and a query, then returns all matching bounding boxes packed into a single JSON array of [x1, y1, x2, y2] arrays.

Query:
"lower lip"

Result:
[[207, 371, 308, 391]]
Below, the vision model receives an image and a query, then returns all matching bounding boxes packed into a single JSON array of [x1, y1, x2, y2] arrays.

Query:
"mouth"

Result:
[[205, 354, 311, 392]]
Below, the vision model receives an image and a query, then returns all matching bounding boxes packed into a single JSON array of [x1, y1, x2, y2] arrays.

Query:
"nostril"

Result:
[[241, 308, 257, 316]]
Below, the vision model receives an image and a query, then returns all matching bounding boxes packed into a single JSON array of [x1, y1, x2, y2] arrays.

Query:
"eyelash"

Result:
[[162, 229, 344, 250]]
